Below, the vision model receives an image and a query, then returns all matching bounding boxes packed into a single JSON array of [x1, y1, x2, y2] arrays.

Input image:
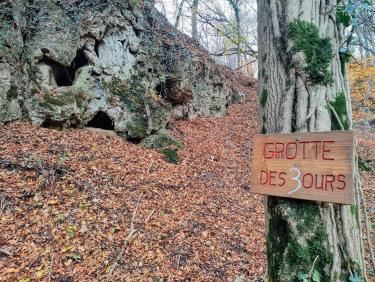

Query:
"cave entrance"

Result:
[[156, 82, 167, 97], [41, 49, 88, 86], [87, 111, 114, 130]]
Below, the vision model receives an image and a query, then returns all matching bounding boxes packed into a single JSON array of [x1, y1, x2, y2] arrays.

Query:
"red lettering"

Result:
[[286, 142, 297, 159], [299, 141, 310, 159], [337, 174, 346, 189], [279, 172, 286, 186], [269, 171, 277, 186], [264, 143, 274, 159], [311, 141, 322, 159], [274, 143, 284, 159], [324, 175, 335, 191], [260, 170, 268, 185], [315, 174, 324, 190], [322, 141, 335, 160], [302, 173, 313, 188]]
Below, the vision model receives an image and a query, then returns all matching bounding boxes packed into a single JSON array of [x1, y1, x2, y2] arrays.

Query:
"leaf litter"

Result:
[[0, 74, 374, 280]]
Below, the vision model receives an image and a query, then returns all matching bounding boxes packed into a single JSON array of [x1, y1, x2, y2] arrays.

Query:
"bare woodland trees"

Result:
[[354, 7, 375, 60], [155, 0, 257, 71], [258, 0, 364, 281], [156, 0, 374, 71]]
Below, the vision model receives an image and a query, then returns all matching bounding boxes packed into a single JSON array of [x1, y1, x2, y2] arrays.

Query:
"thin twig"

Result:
[[339, 244, 354, 277], [0, 197, 6, 213], [234, 59, 256, 71], [328, 104, 345, 130], [109, 196, 142, 275], [308, 255, 319, 282], [176, 254, 181, 270], [147, 160, 155, 173], [48, 255, 54, 282], [145, 209, 155, 223]]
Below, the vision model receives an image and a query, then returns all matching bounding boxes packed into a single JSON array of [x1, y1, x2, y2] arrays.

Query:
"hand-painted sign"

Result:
[[250, 131, 354, 204]]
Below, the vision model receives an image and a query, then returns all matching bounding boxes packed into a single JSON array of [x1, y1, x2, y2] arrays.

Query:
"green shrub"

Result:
[[141, 133, 184, 149], [358, 157, 375, 172], [160, 148, 180, 164]]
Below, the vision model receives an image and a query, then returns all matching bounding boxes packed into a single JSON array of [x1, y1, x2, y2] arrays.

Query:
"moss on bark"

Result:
[[268, 198, 333, 282], [260, 89, 268, 108], [329, 92, 349, 130], [288, 20, 333, 85]]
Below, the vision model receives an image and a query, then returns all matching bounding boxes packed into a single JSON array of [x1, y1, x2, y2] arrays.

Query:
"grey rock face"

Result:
[[0, 0, 238, 139]]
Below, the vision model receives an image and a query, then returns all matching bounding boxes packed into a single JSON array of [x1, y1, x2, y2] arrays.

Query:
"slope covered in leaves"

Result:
[[1, 70, 374, 280], [0, 80, 267, 280], [349, 58, 375, 123], [357, 132, 375, 279]]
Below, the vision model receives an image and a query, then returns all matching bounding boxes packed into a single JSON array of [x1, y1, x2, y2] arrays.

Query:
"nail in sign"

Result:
[[250, 131, 355, 204]]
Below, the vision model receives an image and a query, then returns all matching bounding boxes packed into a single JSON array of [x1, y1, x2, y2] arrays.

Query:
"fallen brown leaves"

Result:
[[357, 131, 375, 279], [0, 84, 267, 281], [1, 79, 374, 281]]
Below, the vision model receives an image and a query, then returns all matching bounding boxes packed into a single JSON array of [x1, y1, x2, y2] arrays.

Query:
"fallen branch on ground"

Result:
[[108, 196, 142, 275]]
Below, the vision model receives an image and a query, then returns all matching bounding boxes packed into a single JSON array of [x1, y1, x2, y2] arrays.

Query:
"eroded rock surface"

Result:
[[0, 0, 238, 140]]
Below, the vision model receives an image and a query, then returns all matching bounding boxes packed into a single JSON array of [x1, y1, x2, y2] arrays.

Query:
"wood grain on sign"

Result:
[[250, 131, 355, 204]]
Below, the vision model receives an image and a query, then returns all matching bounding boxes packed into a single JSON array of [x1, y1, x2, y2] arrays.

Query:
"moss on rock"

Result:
[[102, 77, 128, 97], [141, 132, 184, 149], [127, 115, 148, 139], [103, 75, 146, 114], [40, 87, 89, 110]]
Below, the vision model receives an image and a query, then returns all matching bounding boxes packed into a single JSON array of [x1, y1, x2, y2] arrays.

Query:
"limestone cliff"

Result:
[[0, 0, 239, 140]]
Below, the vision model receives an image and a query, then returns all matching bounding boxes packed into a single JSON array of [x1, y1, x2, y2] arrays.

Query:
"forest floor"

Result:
[[0, 76, 374, 281]]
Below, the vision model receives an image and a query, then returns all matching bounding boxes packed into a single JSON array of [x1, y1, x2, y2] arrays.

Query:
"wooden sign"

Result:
[[250, 131, 355, 204]]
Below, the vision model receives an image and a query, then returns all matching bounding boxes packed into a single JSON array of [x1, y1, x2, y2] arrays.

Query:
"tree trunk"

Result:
[[191, 0, 199, 40], [174, 0, 187, 29], [257, 0, 363, 281], [228, 0, 242, 68], [233, 3, 242, 69]]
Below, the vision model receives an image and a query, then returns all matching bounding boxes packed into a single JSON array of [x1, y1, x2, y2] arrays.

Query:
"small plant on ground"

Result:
[[141, 132, 184, 149], [160, 148, 180, 164]]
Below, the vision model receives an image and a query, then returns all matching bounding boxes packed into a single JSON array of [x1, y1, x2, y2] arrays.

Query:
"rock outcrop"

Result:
[[0, 0, 238, 140]]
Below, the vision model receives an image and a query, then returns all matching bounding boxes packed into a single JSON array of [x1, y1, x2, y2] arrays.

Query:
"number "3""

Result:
[[288, 167, 301, 195]]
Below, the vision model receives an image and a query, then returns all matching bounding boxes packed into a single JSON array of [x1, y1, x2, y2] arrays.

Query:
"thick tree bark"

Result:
[[257, 0, 363, 281]]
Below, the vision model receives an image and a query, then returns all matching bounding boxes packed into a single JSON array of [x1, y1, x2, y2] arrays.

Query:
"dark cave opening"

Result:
[[94, 40, 100, 57], [156, 80, 173, 99], [155, 82, 166, 97], [41, 49, 89, 87], [87, 111, 115, 130], [156, 79, 188, 105], [41, 118, 65, 130]]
